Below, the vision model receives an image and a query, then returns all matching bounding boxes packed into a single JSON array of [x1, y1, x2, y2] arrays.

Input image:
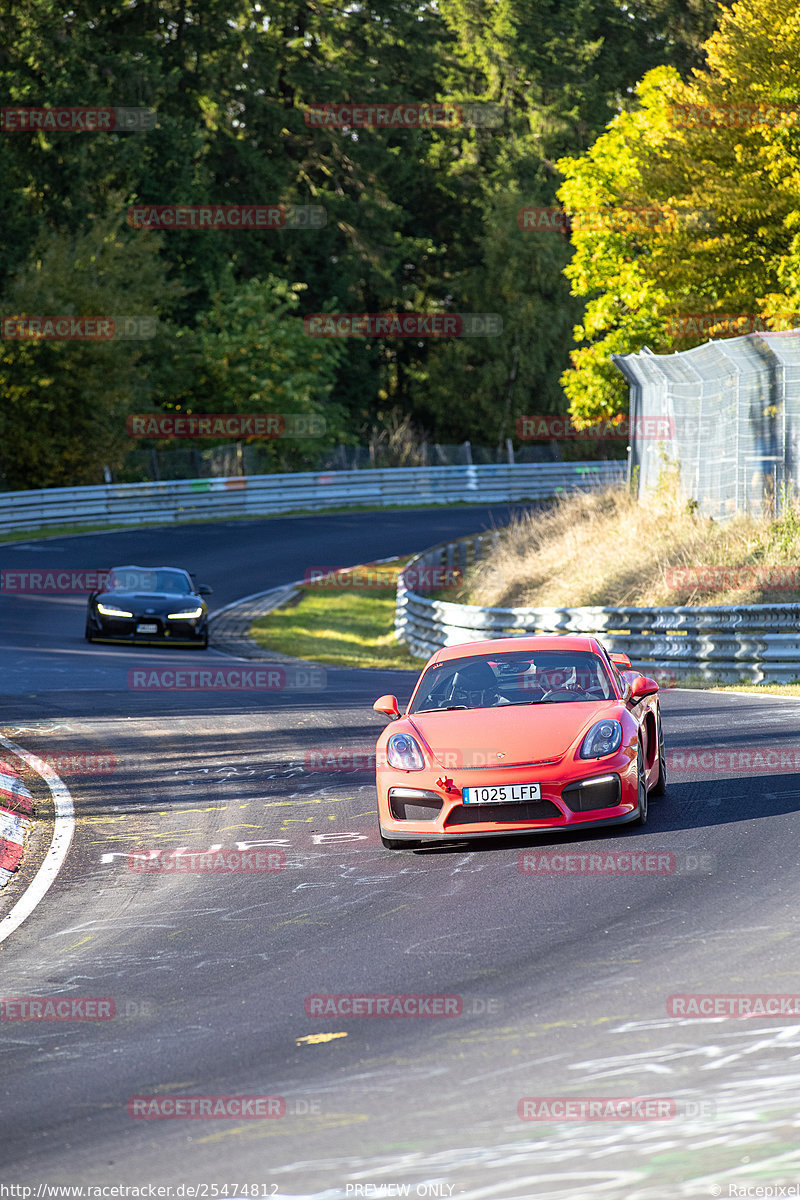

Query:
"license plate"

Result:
[[136, 623, 158, 633], [462, 783, 541, 805]]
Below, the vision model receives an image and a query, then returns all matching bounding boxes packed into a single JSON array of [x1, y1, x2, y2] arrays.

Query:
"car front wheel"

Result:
[[634, 744, 648, 825], [380, 829, 420, 850], [650, 713, 667, 796]]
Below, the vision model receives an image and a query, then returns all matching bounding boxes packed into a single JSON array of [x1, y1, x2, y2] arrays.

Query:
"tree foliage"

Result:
[[0, 0, 730, 484], [557, 0, 800, 425]]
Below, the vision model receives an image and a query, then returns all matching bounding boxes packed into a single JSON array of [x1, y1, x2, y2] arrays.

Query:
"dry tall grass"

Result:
[[462, 485, 800, 609]]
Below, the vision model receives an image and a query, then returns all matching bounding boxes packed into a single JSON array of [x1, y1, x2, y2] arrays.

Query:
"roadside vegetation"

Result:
[[455, 480, 800, 610], [249, 483, 800, 693], [249, 560, 423, 670]]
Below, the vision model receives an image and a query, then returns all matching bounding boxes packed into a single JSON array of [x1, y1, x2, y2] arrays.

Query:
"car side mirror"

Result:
[[198, 584, 213, 596], [373, 694, 400, 720], [629, 675, 659, 702]]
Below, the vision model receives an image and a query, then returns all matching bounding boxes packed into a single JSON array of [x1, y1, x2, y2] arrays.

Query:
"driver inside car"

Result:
[[448, 661, 509, 708]]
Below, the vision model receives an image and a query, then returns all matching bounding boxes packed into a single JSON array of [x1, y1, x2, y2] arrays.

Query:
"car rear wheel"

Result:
[[651, 713, 667, 796], [634, 744, 648, 825]]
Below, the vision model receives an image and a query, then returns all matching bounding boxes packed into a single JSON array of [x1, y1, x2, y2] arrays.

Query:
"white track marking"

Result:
[[0, 735, 75, 945]]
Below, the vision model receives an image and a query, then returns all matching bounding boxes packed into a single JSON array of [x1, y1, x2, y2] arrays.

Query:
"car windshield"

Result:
[[107, 568, 193, 595], [408, 650, 616, 712]]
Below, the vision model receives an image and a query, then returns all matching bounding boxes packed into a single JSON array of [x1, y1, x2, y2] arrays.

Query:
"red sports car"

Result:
[[373, 635, 665, 848]]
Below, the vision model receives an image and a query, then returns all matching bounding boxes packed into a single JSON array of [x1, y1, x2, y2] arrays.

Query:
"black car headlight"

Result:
[[166, 607, 203, 620]]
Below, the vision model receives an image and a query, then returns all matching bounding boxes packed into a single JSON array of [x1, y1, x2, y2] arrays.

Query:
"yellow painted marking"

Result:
[[80, 806, 227, 823], [62, 935, 96, 953], [296, 1032, 348, 1045], [261, 797, 349, 809], [351, 810, 374, 819], [89, 830, 207, 845], [215, 824, 263, 833], [377, 905, 408, 917], [195, 1112, 368, 1144]]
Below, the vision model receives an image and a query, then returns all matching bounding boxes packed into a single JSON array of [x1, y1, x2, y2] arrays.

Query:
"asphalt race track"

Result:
[[2, 506, 800, 1198]]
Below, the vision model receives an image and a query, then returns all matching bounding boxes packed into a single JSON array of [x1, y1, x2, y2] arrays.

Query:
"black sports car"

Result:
[[85, 565, 212, 648]]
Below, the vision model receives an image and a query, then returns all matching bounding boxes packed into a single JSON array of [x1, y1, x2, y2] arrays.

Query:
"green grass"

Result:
[[250, 567, 800, 689], [250, 561, 427, 670]]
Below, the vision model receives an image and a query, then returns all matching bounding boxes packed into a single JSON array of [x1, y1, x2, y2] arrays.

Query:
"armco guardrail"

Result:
[[0, 462, 625, 534], [396, 537, 800, 683]]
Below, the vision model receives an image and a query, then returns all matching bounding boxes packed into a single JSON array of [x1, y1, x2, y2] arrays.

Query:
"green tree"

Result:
[[0, 0, 733, 481], [557, 0, 800, 425], [0, 216, 181, 488], [150, 272, 344, 472]]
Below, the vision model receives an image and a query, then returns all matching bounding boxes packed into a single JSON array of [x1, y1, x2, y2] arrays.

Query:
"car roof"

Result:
[[109, 565, 191, 573], [427, 635, 605, 664]]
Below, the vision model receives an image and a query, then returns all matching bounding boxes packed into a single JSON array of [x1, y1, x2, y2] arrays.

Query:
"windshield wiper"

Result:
[[413, 704, 469, 712]]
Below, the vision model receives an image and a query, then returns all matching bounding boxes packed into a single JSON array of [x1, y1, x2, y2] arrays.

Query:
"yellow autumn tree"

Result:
[[557, 0, 800, 426]]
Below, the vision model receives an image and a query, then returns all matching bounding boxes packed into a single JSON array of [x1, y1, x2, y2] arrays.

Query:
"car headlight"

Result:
[[97, 602, 134, 618], [386, 733, 425, 771], [580, 719, 623, 759], [167, 607, 203, 620]]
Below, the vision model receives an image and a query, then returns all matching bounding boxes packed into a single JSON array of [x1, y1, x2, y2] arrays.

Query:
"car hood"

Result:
[[96, 590, 201, 612], [406, 703, 619, 767]]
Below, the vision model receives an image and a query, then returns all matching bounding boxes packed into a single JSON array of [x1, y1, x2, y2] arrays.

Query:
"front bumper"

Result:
[[377, 752, 638, 842], [88, 613, 207, 646]]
